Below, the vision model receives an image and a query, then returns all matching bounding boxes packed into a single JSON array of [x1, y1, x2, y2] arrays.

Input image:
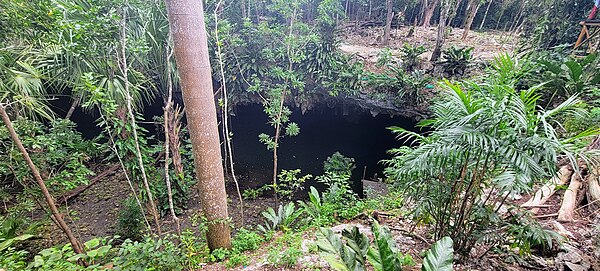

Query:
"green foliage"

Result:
[[299, 186, 335, 226], [0, 247, 27, 270], [384, 76, 583, 256], [276, 169, 313, 201], [316, 227, 365, 271], [226, 253, 250, 268], [438, 47, 473, 76], [367, 221, 408, 271], [400, 43, 426, 72], [116, 196, 145, 241], [316, 222, 414, 271], [113, 236, 185, 271], [267, 246, 303, 268], [232, 228, 264, 252], [28, 237, 114, 270], [506, 214, 563, 255], [0, 118, 98, 194], [258, 202, 304, 233], [421, 237, 454, 271], [537, 53, 600, 98], [324, 152, 356, 177]]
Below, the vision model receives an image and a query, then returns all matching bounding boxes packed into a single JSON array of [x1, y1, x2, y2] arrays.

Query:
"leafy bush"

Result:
[[384, 78, 581, 257], [258, 202, 304, 233], [400, 43, 426, 71], [0, 118, 98, 194], [324, 152, 356, 177], [437, 46, 473, 76], [232, 228, 263, 252], [116, 196, 145, 241], [113, 236, 185, 271], [267, 247, 302, 268], [316, 221, 415, 271], [225, 253, 249, 268]]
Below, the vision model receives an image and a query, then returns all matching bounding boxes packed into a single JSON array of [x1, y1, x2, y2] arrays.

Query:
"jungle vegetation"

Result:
[[0, 0, 599, 270]]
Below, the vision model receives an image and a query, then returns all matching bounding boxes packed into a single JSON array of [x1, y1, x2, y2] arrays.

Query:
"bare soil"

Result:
[[339, 25, 517, 72]]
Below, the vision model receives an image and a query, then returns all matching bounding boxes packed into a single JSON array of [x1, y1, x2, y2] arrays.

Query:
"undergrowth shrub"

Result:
[[0, 118, 98, 194], [116, 196, 145, 241]]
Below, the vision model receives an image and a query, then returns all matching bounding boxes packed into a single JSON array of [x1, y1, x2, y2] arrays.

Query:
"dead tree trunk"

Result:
[[0, 103, 84, 255], [383, 0, 394, 45], [165, 0, 232, 250]]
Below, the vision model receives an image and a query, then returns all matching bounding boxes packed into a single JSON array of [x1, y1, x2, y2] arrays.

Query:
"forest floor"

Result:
[[34, 162, 599, 270], [338, 25, 517, 72]]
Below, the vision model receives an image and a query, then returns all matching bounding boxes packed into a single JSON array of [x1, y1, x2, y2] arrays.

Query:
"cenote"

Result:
[[62, 98, 419, 194], [228, 103, 418, 192]]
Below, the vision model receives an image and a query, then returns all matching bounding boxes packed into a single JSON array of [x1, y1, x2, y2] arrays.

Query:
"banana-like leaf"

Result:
[[316, 227, 366, 271], [342, 226, 369, 265], [421, 237, 453, 271], [367, 221, 401, 271]]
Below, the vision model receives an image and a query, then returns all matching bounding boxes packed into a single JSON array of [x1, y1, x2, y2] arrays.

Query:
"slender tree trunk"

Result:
[[383, 0, 394, 45], [431, 0, 451, 62], [163, 37, 180, 235], [65, 93, 82, 120], [447, 0, 462, 26], [215, 0, 244, 226], [241, 0, 247, 18], [119, 9, 161, 235], [0, 103, 84, 255], [422, 0, 439, 27], [461, 0, 481, 39], [165, 0, 232, 250], [495, 5, 506, 30], [479, 0, 492, 29]]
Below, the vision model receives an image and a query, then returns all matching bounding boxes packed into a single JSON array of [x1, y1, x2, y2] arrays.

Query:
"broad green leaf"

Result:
[[421, 237, 454, 271]]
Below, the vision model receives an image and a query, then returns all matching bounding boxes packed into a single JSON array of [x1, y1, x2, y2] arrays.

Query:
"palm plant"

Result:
[[0, 46, 85, 255], [384, 78, 583, 257]]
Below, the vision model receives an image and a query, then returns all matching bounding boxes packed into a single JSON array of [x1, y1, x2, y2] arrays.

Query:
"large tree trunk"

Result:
[[422, 0, 439, 27], [383, 0, 394, 45], [461, 0, 481, 39], [0, 103, 84, 255], [431, 0, 450, 62], [164, 0, 232, 250]]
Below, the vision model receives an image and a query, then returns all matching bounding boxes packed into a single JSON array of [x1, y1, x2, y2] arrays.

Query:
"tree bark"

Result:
[[164, 0, 232, 250], [422, 0, 439, 27], [383, 0, 394, 45], [0, 103, 84, 255], [431, 0, 450, 62], [461, 0, 481, 39]]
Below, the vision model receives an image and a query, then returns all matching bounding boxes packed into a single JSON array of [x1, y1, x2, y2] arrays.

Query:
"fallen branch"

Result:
[[557, 173, 583, 222], [58, 164, 120, 204], [389, 226, 430, 245], [522, 165, 572, 210]]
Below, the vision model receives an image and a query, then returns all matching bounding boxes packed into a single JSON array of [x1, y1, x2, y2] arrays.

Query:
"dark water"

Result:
[[229, 104, 416, 189]]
